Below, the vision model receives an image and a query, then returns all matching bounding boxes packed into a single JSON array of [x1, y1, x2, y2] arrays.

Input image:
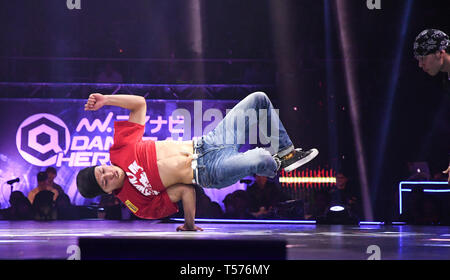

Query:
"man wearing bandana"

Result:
[[413, 29, 450, 183], [414, 29, 450, 81]]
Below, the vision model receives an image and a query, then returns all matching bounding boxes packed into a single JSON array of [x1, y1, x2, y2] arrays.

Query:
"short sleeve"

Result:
[[111, 121, 145, 149]]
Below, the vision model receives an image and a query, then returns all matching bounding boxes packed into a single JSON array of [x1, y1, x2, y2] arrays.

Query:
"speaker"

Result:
[[79, 237, 286, 260]]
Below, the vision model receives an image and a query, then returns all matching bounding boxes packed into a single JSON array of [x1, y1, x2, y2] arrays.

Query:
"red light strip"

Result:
[[279, 168, 336, 189]]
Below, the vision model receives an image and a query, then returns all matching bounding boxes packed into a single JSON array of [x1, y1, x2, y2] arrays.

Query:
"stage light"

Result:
[[279, 168, 337, 191], [329, 205, 345, 212], [317, 204, 359, 225], [268, 0, 301, 118], [335, 0, 373, 221], [186, 0, 205, 84], [279, 176, 336, 184], [370, 0, 413, 209], [324, 0, 339, 172]]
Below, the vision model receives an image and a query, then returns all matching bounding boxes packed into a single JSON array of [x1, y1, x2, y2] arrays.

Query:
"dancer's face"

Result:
[[94, 164, 125, 194], [416, 51, 444, 76]]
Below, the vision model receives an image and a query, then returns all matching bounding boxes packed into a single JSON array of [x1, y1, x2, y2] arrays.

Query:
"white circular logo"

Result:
[[16, 113, 70, 166]]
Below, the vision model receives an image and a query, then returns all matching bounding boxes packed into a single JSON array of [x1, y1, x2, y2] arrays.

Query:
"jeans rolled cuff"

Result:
[[276, 145, 294, 158]]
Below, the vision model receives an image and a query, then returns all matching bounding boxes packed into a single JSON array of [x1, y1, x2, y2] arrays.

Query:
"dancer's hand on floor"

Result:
[[443, 166, 450, 184], [176, 224, 204, 232]]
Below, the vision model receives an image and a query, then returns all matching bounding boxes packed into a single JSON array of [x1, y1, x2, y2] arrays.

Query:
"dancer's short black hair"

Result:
[[76, 166, 107, 198]]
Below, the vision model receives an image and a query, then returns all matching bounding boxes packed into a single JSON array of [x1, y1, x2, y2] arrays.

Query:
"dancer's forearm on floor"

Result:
[[181, 186, 197, 229], [167, 184, 202, 231]]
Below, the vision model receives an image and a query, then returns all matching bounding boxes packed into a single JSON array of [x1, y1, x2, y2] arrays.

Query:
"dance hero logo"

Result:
[[16, 114, 71, 166], [16, 113, 110, 167]]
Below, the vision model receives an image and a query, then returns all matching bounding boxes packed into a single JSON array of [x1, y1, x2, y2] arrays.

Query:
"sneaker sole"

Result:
[[283, 148, 319, 172]]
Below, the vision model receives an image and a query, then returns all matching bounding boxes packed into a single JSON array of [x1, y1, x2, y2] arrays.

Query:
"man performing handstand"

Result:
[[76, 92, 318, 231]]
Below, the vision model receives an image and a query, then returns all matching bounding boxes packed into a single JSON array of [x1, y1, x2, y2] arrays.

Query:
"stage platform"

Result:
[[0, 220, 448, 260]]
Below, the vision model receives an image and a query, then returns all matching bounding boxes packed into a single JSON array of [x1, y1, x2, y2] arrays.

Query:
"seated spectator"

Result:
[[209, 201, 224, 218], [246, 175, 290, 218], [55, 193, 78, 220], [33, 190, 57, 220], [28, 172, 58, 204], [6, 191, 34, 220], [195, 187, 223, 219], [98, 194, 122, 220], [223, 190, 254, 219], [329, 172, 361, 220], [310, 190, 331, 220], [45, 167, 65, 196]]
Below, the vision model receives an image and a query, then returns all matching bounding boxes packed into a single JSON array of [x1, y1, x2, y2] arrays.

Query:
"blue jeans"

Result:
[[194, 92, 294, 189]]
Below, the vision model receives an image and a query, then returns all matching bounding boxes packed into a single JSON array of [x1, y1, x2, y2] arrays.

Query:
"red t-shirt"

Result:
[[110, 121, 178, 219]]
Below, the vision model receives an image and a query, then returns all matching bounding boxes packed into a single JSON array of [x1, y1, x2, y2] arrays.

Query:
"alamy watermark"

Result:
[[67, 0, 81, 10], [366, 245, 381, 260], [66, 244, 81, 260], [366, 0, 381, 10], [171, 102, 281, 154]]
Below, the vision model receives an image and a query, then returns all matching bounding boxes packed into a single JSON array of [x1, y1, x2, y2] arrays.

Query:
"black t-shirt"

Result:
[[441, 72, 450, 94]]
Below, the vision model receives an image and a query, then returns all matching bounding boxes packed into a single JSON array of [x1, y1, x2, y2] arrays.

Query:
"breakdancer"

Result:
[[76, 92, 319, 231], [413, 29, 450, 183]]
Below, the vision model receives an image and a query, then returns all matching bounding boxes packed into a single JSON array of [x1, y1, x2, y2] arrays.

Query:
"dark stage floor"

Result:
[[0, 220, 448, 260]]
